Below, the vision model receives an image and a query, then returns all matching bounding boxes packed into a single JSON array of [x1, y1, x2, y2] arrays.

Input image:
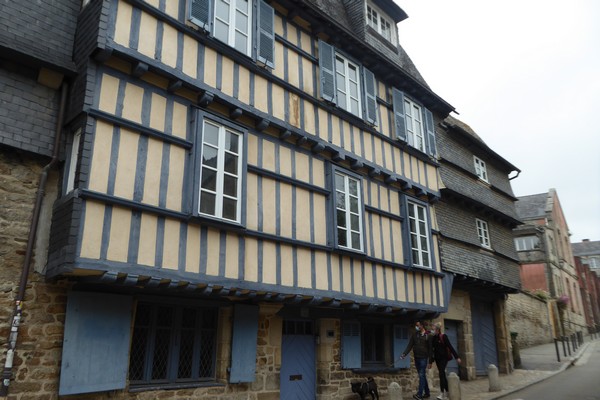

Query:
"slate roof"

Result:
[[515, 192, 550, 221], [301, 0, 439, 97], [572, 240, 600, 257]]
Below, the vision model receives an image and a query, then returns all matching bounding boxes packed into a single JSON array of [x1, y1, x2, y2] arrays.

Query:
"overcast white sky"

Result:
[[394, 0, 600, 243]]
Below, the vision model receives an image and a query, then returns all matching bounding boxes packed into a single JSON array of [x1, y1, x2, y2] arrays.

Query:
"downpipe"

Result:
[[0, 82, 68, 397]]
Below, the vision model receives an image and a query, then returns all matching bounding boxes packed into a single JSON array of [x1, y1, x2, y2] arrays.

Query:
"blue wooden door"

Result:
[[444, 320, 460, 376], [471, 300, 498, 375], [280, 321, 315, 400]]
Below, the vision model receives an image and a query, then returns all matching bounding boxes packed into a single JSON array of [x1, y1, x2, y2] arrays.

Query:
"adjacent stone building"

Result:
[[513, 189, 586, 337], [572, 239, 600, 333]]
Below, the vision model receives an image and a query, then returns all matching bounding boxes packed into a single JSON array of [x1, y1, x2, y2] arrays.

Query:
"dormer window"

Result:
[[366, 3, 396, 45]]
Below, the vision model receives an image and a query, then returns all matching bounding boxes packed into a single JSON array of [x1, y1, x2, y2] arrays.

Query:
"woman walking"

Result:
[[430, 322, 461, 400]]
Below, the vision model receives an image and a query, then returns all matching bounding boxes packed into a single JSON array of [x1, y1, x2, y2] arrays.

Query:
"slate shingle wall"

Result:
[[0, 68, 59, 157], [0, 0, 79, 70]]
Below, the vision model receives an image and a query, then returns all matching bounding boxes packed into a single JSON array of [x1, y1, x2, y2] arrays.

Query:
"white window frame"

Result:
[[474, 156, 489, 182], [514, 235, 540, 251], [213, 0, 252, 56], [65, 128, 82, 194], [366, 3, 395, 45], [335, 171, 364, 252], [198, 119, 243, 223], [407, 201, 431, 268], [476, 218, 491, 248], [335, 53, 362, 118], [404, 98, 426, 152]]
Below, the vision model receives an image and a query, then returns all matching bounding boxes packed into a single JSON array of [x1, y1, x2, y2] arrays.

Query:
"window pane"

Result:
[[223, 174, 237, 197], [216, 0, 230, 20], [236, 10, 248, 32], [203, 145, 218, 168], [225, 131, 239, 153], [338, 228, 347, 247], [200, 191, 216, 215], [178, 328, 195, 379], [349, 180, 358, 196], [336, 191, 346, 210], [337, 89, 347, 110], [350, 214, 360, 231], [420, 236, 428, 251], [337, 209, 347, 228], [351, 232, 361, 249], [204, 122, 220, 146], [235, 31, 248, 53], [422, 252, 430, 267], [152, 328, 170, 380], [348, 66, 357, 81], [224, 152, 238, 174], [236, 0, 248, 13], [222, 197, 237, 220], [201, 168, 217, 191], [199, 330, 216, 377], [335, 173, 345, 191], [214, 20, 229, 43], [349, 197, 358, 213], [351, 99, 359, 115]]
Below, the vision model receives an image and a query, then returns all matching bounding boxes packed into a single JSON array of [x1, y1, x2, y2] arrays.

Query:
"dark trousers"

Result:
[[435, 358, 449, 392]]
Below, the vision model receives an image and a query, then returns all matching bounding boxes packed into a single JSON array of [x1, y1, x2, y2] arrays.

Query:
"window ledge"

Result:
[[351, 367, 405, 374], [129, 381, 225, 393]]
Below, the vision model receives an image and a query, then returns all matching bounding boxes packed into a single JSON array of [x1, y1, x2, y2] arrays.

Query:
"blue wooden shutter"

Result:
[[363, 67, 377, 125], [392, 88, 407, 142], [442, 272, 454, 309], [59, 292, 132, 396], [189, 0, 211, 31], [230, 304, 259, 383], [257, 0, 275, 68], [341, 321, 361, 369], [393, 325, 411, 368], [318, 39, 336, 103], [424, 108, 437, 157]]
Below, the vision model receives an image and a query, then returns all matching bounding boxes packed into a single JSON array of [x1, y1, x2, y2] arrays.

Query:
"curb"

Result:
[[485, 341, 592, 400]]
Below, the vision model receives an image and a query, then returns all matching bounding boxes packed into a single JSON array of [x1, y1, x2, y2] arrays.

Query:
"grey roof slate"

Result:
[[572, 240, 600, 257], [515, 193, 549, 220]]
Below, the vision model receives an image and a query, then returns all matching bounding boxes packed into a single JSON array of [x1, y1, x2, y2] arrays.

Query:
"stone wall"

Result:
[[506, 292, 553, 348]]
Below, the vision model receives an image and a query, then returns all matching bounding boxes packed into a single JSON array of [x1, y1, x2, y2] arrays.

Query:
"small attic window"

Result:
[[366, 2, 396, 45]]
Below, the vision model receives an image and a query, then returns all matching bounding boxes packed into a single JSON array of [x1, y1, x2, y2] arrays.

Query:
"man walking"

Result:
[[401, 321, 433, 400]]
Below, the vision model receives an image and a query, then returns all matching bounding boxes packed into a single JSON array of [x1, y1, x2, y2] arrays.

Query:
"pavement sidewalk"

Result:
[[455, 335, 599, 400]]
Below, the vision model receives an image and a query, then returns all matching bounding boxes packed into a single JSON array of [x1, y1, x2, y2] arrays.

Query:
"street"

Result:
[[497, 340, 600, 400]]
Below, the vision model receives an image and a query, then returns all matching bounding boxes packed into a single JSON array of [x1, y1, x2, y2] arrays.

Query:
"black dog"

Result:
[[351, 377, 379, 399]]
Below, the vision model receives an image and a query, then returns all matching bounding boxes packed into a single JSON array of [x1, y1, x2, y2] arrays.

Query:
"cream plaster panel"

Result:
[[303, 99, 316, 135], [206, 228, 220, 276], [280, 245, 294, 286], [279, 184, 293, 239], [88, 121, 113, 193], [220, 56, 234, 96], [317, 108, 328, 141], [80, 201, 105, 259], [142, 137, 162, 206], [330, 254, 340, 292], [113, 1, 132, 46], [171, 102, 188, 139], [272, 84, 286, 122], [161, 24, 178, 68], [314, 251, 328, 290], [261, 139, 276, 171], [254, 75, 269, 114], [203, 47, 218, 88], [162, 218, 180, 270], [149, 93, 167, 131], [295, 188, 311, 242], [182, 34, 198, 79], [244, 237, 259, 282], [164, 0, 180, 19], [245, 173, 258, 231], [138, 213, 158, 266], [165, 146, 185, 211], [262, 241, 277, 284], [313, 194, 327, 245], [185, 225, 201, 274], [237, 65, 250, 104], [113, 128, 139, 200], [138, 12, 157, 59], [261, 178, 277, 235], [98, 74, 119, 114], [302, 58, 314, 96], [297, 248, 312, 288]]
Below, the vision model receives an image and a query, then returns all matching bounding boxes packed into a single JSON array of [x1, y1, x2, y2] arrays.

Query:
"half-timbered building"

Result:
[[2, 0, 457, 398]]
